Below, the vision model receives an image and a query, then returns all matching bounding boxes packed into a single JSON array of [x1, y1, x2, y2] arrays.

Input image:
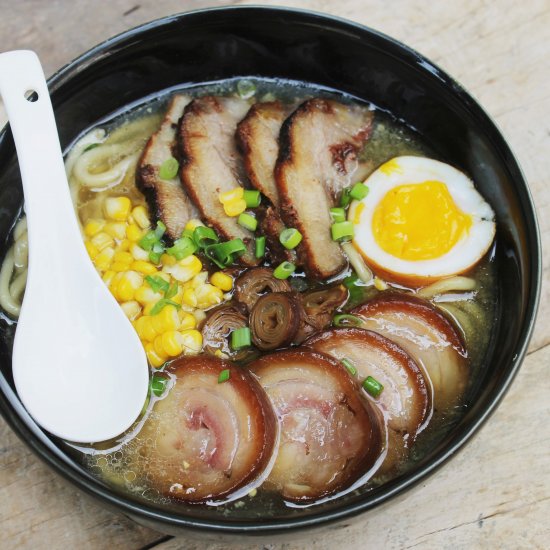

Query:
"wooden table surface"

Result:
[[0, 1, 548, 548]]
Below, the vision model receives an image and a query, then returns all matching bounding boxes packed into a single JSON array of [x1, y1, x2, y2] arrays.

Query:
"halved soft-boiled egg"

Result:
[[349, 156, 496, 286]]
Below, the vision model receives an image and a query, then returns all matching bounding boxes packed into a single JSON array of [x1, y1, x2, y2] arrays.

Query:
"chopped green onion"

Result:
[[237, 79, 256, 99], [231, 327, 252, 350], [154, 221, 167, 240], [255, 236, 266, 258], [341, 358, 357, 376], [243, 189, 261, 208], [83, 143, 100, 152], [331, 221, 355, 242], [238, 212, 258, 231], [363, 376, 384, 397], [340, 188, 352, 207], [159, 157, 179, 180], [349, 182, 369, 201], [166, 236, 197, 260], [333, 314, 363, 327], [145, 275, 170, 294], [139, 230, 159, 251], [205, 239, 246, 268], [218, 368, 231, 383], [279, 228, 303, 250], [164, 282, 179, 300], [274, 261, 296, 279], [330, 207, 346, 223], [149, 250, 162, 264], [193, 226, 219, 249], [150, 375, 168, 397], [182, 228, 195, 239], [150, 298, 181, 315]]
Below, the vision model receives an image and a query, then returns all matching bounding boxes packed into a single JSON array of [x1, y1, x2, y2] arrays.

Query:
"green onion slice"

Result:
[[193, 226, 219, 249], [205, 239, 246, 268], [243, 190, 261, 208], [218, 368, 231, 383], [340, 188, 352, 207], [148, 251, 162, 264], [341, 358, 357, 376], [166, 236, 197, 260], [154, 221, 167, 240], [363, 375, 384, 397], [231, 327, 252, 350], [255, 236, 266, 258], [279, 228, 303, 250], [139, 230, 158, 252], [273, 261, 296, 279], [333, 314, 363, 327], [150, 298, 181, 316], [238, 212, 258, 232], [164, 282, 179, 300], [237, 79, 257, 99], [330, 207, 346, 223], [150, 375, 168, 397], [331, 221, 355, 242], [159, 157, 179, 180], [349, 182, 369, 201], [145, 275, 170, 294]]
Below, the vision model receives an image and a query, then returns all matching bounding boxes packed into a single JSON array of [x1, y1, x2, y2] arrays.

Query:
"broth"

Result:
[[0, 77, 497, 515]]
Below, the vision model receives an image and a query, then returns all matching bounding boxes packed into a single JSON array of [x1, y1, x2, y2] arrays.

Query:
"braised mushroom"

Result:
[[234, 267, 291, 311]]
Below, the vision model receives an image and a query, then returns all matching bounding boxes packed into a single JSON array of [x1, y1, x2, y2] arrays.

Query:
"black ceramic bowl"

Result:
[[0, 6, 541, 540]]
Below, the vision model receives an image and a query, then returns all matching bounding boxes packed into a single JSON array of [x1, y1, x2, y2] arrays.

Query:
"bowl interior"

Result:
[[0, 7, 540, 533]]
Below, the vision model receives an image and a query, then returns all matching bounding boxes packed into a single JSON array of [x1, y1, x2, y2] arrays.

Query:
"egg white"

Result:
[[350, 156, 496, 285]]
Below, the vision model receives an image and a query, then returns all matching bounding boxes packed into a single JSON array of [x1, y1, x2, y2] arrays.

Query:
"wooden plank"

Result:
[[0, 0, 548, 548]]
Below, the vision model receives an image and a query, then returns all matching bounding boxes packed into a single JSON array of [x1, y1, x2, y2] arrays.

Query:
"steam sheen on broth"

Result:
[[0, 78, 497, 514]]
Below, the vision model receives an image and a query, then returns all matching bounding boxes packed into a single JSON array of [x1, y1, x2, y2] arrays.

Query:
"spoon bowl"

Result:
[[0, 50, 148, 443]]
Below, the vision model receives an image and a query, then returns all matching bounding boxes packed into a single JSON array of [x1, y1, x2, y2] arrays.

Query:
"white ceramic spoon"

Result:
[[0, 50, 149, 442]]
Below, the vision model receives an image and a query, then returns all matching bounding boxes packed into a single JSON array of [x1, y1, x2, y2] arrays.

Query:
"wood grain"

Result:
[[0, 0, 548, 548]]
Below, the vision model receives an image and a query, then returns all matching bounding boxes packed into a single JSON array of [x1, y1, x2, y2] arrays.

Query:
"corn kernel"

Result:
[[132, 205, 151, 229], [130, 243, 149, 261], [85, 241, 100, 260], [210, 272, 233, 291], [157, 305, 181, 332], [180, 329, 203, 354], [114, 271, 143, 302], [84, 219, 106, 238], [135, 285, 163, 306], [104, 196, 132, 221], [120, 300, 141, 321], [374, 277, 388, 291], [104, 222, 127, 240], [190, 271, 208, 288], [161, 331, 184, 357], [185, 218, 204, 232], [91, 231, 115, 252], [193, 309, 207, 326], [117, 239, 131, 252], [179, 312, 196, 331], [114, 251, 134, 264], [143, 302, 155, 315], [219, 187, 244, 203], [153, 334, 169, 359], [135, 315, 157, 341], [102, 270, 116, 288], [160, 253, 177, 267], [145, 342, 165, 368], [111, 262, 132, 273], [223, 198, 247, 217], [94, 246, 115, 271], [182, 288, 198, 307], [131, 260, 158, 275], [163, 255, 202, 283], [126, 223, 143, 242], [195, 284, 223, 308]]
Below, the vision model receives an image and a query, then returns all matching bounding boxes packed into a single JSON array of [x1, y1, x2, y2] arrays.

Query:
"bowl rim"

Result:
[[0, 4, 542, 535]]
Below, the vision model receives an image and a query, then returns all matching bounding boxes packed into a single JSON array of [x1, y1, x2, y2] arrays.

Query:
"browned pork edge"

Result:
[[178, 96, 258, 266], [275, 98, 374, 279], [137, 95, 198, 241], [237, 101, 297, 264]]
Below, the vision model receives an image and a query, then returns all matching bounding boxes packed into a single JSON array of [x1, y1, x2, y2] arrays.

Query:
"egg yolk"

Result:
[[372, 180, 472, 261]]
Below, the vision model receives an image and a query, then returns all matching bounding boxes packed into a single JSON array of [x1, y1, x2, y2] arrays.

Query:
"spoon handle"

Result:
[[0, 50, 85, 256]]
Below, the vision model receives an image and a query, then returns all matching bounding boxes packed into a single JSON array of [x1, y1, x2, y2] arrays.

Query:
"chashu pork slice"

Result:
[[179, 96, 258, 266], [137, 95, 198, 241], [275, 98, 374, 279], [237, 101, 297, 264]]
